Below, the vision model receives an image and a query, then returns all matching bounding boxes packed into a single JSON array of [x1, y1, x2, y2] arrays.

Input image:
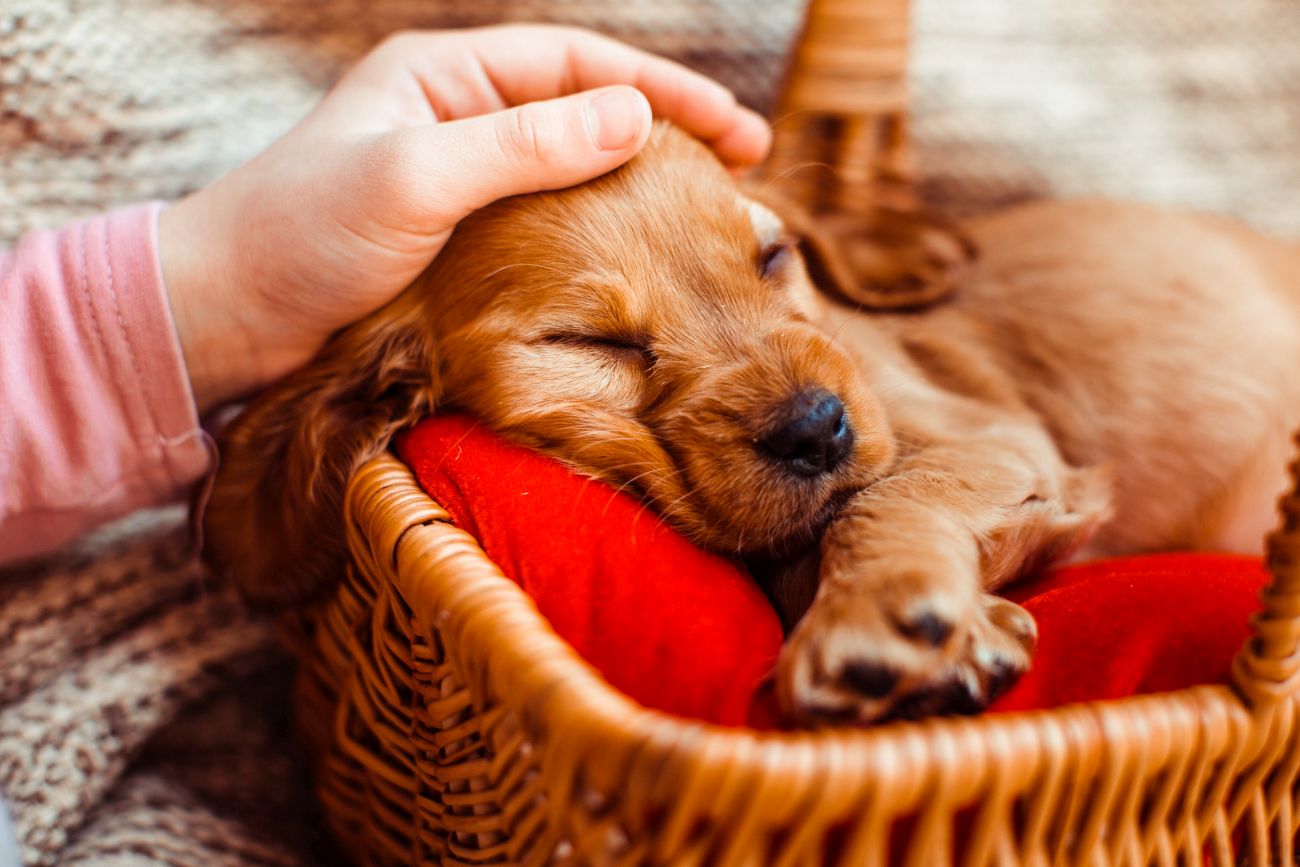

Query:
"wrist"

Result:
[[158, 191, 262, 414]]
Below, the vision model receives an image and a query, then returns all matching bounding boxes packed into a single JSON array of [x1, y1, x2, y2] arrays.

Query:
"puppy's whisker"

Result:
[[606, 467, 675, 500], [599, 471, 678, 525], [482, 261, 578, 282], [768, 108, 823, 129], [753, 160, 844, 192], [561, 441, 676, 467], [649, 489, 703, 531], [828, 308, 866, 343]]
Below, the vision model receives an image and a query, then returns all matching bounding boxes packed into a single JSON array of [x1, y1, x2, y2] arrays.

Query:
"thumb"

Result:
[[388, 85, 653, 224]]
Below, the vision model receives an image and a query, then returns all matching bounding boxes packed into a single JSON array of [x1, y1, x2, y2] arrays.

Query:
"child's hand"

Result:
[[158, 25, 771, 413]]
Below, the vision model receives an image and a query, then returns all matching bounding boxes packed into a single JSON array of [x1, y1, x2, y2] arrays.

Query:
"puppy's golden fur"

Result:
[[206, 124, 1300, 723]]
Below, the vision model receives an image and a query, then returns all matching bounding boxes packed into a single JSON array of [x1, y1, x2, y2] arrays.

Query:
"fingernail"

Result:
[[585, 88, 647, 151]]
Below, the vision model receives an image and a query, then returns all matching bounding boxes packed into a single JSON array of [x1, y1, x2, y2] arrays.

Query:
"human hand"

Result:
[[158, 24, 771, 413]]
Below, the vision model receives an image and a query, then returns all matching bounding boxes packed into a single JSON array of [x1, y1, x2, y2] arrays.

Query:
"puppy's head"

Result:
[[425, 125, 895, 554], [207, 124, 898, 606]]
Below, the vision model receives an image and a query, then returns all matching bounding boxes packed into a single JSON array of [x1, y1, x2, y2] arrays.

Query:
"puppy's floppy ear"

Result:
[[202, 300, 439, 608], [758, 190, 976, 310]]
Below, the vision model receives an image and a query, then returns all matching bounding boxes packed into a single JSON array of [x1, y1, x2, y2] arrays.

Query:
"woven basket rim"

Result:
[[352, 450, 1272, 787]]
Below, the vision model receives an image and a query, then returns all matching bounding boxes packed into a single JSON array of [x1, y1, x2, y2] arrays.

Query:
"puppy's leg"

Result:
[[777, 431, 1110, 724]]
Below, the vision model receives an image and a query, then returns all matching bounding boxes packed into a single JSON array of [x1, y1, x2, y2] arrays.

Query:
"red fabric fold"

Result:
[[397, 415, 1269, 727], [396, 414, 784, 726]]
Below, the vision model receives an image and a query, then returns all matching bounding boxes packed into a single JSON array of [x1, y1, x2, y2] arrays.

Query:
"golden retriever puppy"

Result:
[[205, 123, 1300, 724]]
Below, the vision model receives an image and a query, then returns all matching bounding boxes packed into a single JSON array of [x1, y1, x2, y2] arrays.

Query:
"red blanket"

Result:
[[397, 415, 1267, 727]]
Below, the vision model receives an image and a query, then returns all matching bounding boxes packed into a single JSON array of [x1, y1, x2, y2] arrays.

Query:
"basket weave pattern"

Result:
[[285, 2, 1300, 863], [291, 453, 1300, 866]]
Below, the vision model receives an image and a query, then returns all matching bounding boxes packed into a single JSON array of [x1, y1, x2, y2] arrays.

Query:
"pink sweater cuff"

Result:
[[0, 203, 212, 562]]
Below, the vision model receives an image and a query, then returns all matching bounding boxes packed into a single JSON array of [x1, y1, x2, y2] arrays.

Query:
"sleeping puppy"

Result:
[[205, 123, 1300, 724]]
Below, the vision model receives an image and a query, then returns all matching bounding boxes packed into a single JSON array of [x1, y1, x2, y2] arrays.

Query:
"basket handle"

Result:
[[765, 0, 915, 215], [1232, 432, 1300, 708]]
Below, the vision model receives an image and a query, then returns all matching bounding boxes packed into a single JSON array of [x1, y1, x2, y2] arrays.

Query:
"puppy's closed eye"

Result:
[[541, 332, 656, 365]]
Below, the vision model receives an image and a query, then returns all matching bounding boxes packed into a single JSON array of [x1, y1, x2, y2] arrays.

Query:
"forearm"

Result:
[[0, 204, 212, 564]]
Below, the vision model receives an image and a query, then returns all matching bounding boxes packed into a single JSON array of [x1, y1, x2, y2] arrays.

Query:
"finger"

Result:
[[501, 27, 771, 165], [322, 32, 506, 131], [707, 108, 774, 169], [374, 26, 772, 166], [363, 85, 653, 231]]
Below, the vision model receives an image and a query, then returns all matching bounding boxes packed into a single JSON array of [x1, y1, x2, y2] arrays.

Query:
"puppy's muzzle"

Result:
[[760, 389, 854, 476]]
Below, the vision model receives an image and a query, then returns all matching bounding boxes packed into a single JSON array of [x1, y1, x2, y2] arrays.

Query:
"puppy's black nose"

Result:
[[760, 389, 853, 476]]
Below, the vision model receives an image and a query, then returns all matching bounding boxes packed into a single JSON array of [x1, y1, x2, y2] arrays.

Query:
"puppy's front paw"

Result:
[[777, 589, 1035, 725]]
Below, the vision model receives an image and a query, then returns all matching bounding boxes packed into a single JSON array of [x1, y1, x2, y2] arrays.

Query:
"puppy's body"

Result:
[[774, 200, 1300, 719], [207, 125, 1300, 724], [849, 200, 1300, 558], [992, 203, 1300, 556]]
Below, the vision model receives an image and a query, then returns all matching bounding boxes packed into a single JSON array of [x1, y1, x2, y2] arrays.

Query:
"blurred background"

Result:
[[2, 0, 1299, 248]]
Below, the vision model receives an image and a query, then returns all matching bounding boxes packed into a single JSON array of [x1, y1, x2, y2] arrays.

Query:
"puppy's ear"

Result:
[[202, 303, 439, 608], [760, 191, 976, 310]]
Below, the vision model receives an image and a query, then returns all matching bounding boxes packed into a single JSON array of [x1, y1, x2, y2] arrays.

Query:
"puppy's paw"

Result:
[[777, 589, 1035, 725]]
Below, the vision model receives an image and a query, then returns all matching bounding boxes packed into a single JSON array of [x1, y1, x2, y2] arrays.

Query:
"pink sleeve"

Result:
[[0, 202, 212, 563]]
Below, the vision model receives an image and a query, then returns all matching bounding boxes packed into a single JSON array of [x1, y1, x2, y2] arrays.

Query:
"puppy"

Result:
[[205, 123, 1300, 724]]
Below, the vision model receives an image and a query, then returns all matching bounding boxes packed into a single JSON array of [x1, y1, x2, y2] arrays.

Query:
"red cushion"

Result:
[[395, 415, 784, 726], [396, 415, 1269, 727], [991, 553, 1267, 712]]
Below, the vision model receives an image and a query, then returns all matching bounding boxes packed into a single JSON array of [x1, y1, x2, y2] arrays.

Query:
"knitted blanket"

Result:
[[2, 1, 1297, 865], [0, 515, 331, 866]]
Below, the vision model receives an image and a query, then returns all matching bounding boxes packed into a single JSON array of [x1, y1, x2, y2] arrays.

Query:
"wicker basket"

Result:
[[282, 2, 1300, 865]]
